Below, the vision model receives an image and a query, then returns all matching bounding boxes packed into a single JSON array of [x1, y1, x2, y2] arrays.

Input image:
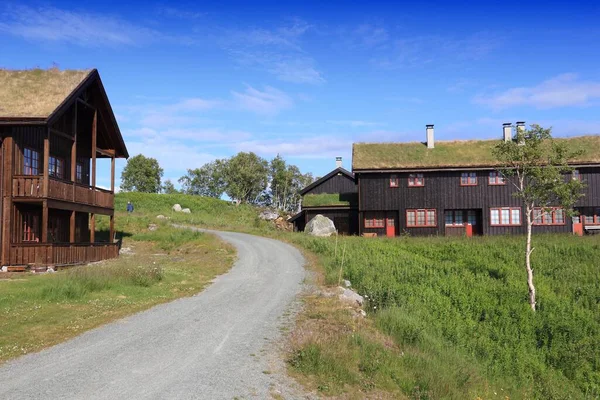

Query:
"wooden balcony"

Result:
[[12, 175, 114, 209], [10, 242, 120, 266]]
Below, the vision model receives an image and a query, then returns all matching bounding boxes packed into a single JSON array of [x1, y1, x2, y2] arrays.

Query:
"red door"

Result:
[[386, 217, 395, 237]]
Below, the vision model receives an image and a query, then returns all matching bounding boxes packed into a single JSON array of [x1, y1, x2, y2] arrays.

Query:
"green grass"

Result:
[[302, 193, 351, 207], [288, 233, 600, 399]]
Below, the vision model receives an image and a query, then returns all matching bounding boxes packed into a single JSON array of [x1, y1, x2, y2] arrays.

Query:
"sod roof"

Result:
[[352, 135, 600, 170], [0, 68, 93, 119]]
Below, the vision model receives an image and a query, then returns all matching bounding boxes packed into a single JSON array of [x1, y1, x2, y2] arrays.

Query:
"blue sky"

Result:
[[1, 1, 600, 189]]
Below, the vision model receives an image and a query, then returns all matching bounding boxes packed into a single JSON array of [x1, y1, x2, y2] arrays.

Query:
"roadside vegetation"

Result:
[[0, 197, 236, 364]]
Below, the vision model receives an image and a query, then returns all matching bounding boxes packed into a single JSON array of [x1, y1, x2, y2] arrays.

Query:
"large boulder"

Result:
[[305, 214, 337, 237], [259, 210, 279, 221], [181, 208, 191, 214], [172, 204, 182, 212]]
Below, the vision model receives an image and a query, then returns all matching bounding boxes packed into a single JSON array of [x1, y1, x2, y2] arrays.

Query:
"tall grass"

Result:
[[290, 233, 600, 399]]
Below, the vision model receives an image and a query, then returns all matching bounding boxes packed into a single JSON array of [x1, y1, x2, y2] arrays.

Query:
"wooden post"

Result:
[[1, 137, 14, 266], [42, 200, 48, 243], [91, 110, 97, 190], [109, 214, 114, 243], [111, 156, 115, 192], [71, 101, 78, 199], [43, 130, 50, 197], [90, 213, 95, 243], [70, 210, 76, 243]]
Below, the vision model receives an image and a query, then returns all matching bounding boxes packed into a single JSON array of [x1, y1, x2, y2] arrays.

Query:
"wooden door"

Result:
[[386, 217, 395, 237]]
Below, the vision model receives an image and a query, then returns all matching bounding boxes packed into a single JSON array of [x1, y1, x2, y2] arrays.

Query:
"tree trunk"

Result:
[[525, 206, 536, 311]]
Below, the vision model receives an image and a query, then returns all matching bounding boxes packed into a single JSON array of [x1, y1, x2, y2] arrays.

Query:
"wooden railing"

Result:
[[12, 175, 114, 209], [10, 242, 120, 266]]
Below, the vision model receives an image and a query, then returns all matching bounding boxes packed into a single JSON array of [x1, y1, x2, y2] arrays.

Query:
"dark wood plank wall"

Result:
[[305, 173, 357, 195], [305, 209, 359, 235], [358, 167, 600, 236], [12, 126, 45, 175]]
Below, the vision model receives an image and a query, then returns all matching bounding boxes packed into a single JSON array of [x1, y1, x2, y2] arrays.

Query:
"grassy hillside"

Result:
[[115, 193, 600, 398]]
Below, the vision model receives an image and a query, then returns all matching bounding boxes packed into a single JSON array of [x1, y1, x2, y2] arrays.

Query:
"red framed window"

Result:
[[460, 172, 477, 186], [76, 162, 83, 183], [581, 208, 600, 225], [406, 209, 436, 227], [490, 207, 521, 226], [364, 217, 385, 228], [488, 171, 505, 185], [572, 169, 580, 181], [22, 212, 40, 242], [408, 173, 424, 187], [49, 156, 65, 179], [390, 175, 399, 187], [23, 148, 40, 175], [533, 207, 565, 225]]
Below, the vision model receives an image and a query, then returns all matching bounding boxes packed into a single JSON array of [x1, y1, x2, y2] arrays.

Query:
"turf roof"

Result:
[[0, 68, 92, 119], [352, 136, 600, 170], [302, 193, 353, 207]]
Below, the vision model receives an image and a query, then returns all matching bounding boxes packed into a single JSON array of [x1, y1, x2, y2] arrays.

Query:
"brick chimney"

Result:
[[426, 124, 435, 149], [335, 156, 342, 169], [503, 123, 512, 142]]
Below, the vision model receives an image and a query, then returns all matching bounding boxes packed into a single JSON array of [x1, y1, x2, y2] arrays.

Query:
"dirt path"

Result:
[[0, 230, 312, 399]]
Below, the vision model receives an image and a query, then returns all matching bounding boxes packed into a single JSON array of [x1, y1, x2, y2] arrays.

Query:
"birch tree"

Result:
[[493, 124, 584, 311]]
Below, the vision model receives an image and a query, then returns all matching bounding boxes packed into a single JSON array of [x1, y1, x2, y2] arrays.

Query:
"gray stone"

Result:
[[337, 286, 364, 306], [172, 204, 182, 212], [148, 224, 158, 231], [181, 208, 191, 214], [259, 210, 279, 221], [156, 215, 167, 219], [305, 214, 337, 237], [1, 266, 7, 272], [343, 279, 352, 288]]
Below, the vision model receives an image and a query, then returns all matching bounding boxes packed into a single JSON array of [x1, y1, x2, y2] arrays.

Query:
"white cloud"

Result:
[[0, 4, 166, 46], [235, 136, 351, 158], [231, 86, 293, 115], [474, 74, 600, 110]]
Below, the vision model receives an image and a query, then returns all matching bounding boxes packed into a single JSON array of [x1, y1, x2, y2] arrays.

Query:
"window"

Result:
[[48, 215, 68, 243], [23, 148, 40, 175], [445, 210, 478, 226], [572, 169, 580, 181], [533, 207, 565, 225], [76, 162, 83, 183], [490, 207, 521, 226], [460, 172, 477, 186], [389, 175, 399, 188], [581, 208, 600, 225], [488, 171, 505, 185], [22, 212, 40, 242], [408, 173, 424, 187], [407, 209, 436, 227], [49, 156, 65, 179], [364, 217, 385, 228]]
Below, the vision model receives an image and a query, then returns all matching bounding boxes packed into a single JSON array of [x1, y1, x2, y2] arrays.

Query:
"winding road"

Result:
[[0, 230, 308, 399]]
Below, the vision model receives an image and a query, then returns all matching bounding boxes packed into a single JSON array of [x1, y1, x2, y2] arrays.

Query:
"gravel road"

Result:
[[0, 230, 309, 400]]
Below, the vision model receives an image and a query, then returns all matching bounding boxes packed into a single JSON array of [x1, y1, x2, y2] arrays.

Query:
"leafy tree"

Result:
[[269, 154, 313, 212], [120, 154, 163, 193], [222, 152, 268, 203], [162, 179, 179, 194], [493, 124, 584, 311], [179, 160, 227, 198]]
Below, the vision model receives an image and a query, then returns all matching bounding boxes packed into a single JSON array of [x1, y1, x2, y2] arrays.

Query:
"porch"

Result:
[[9, 242, 119, 267]]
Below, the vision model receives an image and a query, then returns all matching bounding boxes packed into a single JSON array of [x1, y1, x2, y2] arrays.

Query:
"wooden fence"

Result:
[[10, 242, 120, 266]]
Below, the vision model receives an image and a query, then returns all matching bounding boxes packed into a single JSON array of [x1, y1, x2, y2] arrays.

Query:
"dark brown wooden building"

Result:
[[291, 157, 359, 235], [353, 124, 600, 237], [0, 68, 128, 270]]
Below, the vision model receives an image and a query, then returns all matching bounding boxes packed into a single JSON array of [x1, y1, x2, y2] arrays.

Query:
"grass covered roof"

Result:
[[0, 68, 92, 119], [302, 193, 353, 207], [352, 135, 600, 170]]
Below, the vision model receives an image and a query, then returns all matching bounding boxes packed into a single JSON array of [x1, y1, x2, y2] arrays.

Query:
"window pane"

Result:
[[427, 210, 435, 226], [407, 212, 415, 226], [455, 211, 463, 225], [461, 173, 467, 185], [467, 211, 477, 225], [511, 209, 520, 225], [555, 209, 564, 224], [417, 210, 425, 226], [491, 209, 499, 225], [501, 209, 509, 224]]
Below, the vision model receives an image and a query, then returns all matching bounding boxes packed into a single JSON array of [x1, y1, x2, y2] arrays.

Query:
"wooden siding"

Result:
[[10, 242, 119, 266], [357, 168, 600, 236], [304, 173, 357, 195]]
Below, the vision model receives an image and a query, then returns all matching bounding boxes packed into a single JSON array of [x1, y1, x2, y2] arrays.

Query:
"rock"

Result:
[[343, 279, 352, 288], [181, 208, 191, 214], [46, 267, 55, 273], [259, 210, 279, 221], [172, 204, 182, 212], [120, 247, 134, 255], [305, 214, 337, 237], [1, 266, 7, 272], [148, 224, 158, 231], [354, 309, 367, 318], [156, 215, 166, 219], [337, 286, 364, 306]]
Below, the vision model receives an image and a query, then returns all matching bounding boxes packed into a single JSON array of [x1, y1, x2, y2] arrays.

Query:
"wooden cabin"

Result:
[[0, 68, 128, 270], [291, 157, 359, 235], [353, 124, 600, 237]]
